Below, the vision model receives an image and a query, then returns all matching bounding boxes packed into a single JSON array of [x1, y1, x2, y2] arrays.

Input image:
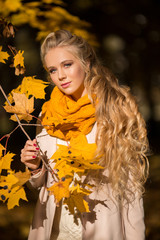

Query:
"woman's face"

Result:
[[44, 46, 87, 100]]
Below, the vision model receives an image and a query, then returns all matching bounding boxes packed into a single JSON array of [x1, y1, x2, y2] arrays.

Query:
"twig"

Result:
[[0, 85, 31, 140], [0, 84, 57, 180]]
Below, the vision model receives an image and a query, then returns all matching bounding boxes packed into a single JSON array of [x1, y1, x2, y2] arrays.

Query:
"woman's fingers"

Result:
[[21, 139, 41, 170]]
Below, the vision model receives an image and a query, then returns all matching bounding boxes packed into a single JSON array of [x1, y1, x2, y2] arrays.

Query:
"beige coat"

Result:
[[28, 124, 145, 240]]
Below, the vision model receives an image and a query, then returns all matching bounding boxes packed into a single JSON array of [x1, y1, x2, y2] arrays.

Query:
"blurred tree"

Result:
[[0, 0, 97, 46]]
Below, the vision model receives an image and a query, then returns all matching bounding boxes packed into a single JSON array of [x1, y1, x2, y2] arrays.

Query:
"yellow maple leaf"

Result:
[[52, 135, 97, 160], [20, 76, 49, 99], [54, 159, 74, 179], [0, 144, 5, 157], [64, 185, 91, 214], [7, 186, 28, 210], [48, 177, 72, 203], [0, 169, 30, 209], [69, 135, 97, 160], [0, 152, 15, 170], [51, 135, 103, 172], [0, 172, 18, 190], [54, 158, 85, 179], [0, 46, 10, 63], [4, 92, 34, 122], [13, 50, 24, 68], [13, 169, 31, 187], [0, 188, 9, 203]]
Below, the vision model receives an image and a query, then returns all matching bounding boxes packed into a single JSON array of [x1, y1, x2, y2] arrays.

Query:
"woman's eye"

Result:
[[64, 63, 72, 68], [49, 69, 56, 74]]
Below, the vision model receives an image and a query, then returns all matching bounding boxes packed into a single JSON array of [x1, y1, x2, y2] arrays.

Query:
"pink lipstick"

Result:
[[61, 82, 71, 88]]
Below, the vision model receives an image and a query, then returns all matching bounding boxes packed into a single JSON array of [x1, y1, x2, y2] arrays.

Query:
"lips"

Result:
[[61, 82, 71, 88]]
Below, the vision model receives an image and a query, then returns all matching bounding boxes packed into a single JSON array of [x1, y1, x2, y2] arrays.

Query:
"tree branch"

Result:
[[0, 84, 31, 140]]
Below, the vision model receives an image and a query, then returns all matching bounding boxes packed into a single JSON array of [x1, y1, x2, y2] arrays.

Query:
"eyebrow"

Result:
[[47, 60, 73, 70]]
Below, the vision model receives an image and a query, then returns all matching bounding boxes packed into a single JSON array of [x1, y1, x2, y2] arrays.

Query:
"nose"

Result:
[[58, 68, 66, 81]]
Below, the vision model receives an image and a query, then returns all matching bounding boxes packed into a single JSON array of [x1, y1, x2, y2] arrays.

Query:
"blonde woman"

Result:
[[21, 30, 149, 240]]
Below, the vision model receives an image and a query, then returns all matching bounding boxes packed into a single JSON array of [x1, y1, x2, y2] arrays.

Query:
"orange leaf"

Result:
[[13, 169, 31, 187], [7, 186, 28, 209], [20, 76, 49, 99], [64, 185, 91, 214], [4, 92, 34, 122], [0, 152, 15, 170], [48, 177, 72, 203], [0, 172, 18, 189], [13, 50, 24, 68], [0, 144, 5, 157], [0, 46, 10, 63]]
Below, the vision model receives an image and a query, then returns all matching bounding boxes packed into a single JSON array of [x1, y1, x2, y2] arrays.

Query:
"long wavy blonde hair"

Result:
[[41, 30, 149, 204]]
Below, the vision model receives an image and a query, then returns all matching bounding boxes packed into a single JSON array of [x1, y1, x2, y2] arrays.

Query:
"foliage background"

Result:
[[0, 0, 160, 239]]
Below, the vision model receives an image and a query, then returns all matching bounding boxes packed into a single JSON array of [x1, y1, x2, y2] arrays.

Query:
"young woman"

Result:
[[21, 30, 149, 240]]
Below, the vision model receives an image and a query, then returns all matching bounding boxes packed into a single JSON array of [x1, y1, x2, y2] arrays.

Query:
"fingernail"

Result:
[[32, 156, 36, 158], [33, 144, 37, 147], [36, 148, 39, 150]]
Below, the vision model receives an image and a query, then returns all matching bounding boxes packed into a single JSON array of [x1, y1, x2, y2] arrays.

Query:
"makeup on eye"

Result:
[[48, 61, 73, 74]]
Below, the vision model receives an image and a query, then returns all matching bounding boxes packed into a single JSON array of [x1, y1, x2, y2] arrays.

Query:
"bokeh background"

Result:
[[0, 0, 160, 239]]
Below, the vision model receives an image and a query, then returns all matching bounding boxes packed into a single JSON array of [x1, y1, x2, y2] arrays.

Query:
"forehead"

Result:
[[45, 46, 78, 64]]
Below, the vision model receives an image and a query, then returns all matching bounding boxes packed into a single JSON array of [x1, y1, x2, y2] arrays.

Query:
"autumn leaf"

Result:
[[3, 22, 15, 38], [52, 135, 97, 160], [48, 177, 72, 203], [10, 50, 25, 75], [0, 46, 10, 63], [54, 159, 74, 179], [0, 172, 18, 190], [4, 92, 34, 122], [51, 134, 103, 171], [0, 144, 5, 157], [20, 76, 49, 99], [64, 184, 91, 214], [0, 168, 30, 209], [0, 152, 15, 170], [54, 159, 84, 179], [4, 76, 48, 107], [4, 85, 21, 105], [13, 169, 31, 187], [13, 50, 24, 67], [14, 64, 25, 75], [69, 135, 97, 160], [7, 186, 28, 209], [0, 188, 9, 203]]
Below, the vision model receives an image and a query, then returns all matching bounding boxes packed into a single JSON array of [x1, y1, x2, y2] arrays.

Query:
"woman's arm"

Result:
[[122, 196, 145, 240]]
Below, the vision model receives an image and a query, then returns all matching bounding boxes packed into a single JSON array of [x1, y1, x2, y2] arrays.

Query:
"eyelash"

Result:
[[49, 63, 72, 74]]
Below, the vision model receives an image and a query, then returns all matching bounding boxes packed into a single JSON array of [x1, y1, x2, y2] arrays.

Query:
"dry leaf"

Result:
[[4, 92, 34, 122], [3, 23, 15, 38], [0, 46, 10, 63]]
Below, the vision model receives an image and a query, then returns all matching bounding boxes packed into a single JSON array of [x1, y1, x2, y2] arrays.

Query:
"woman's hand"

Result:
[[21, 139, 41, 170]]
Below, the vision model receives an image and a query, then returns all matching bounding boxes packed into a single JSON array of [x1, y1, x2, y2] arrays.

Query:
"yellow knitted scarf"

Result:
[[41, 86, 96, 140]]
